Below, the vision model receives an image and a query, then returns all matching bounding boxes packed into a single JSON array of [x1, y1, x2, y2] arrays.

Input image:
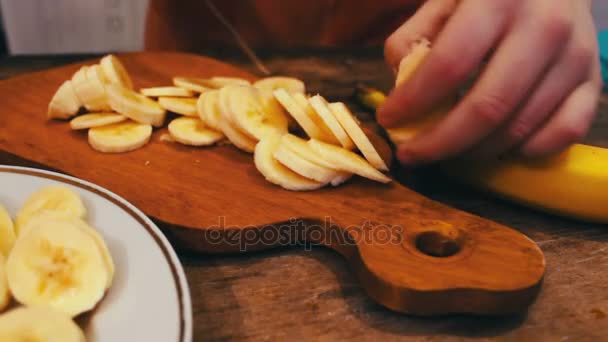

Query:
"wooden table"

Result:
[[1, 48, 607, 341]]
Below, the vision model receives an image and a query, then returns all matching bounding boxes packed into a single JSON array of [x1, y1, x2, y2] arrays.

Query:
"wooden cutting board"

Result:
[[0, 52, 545, 316]]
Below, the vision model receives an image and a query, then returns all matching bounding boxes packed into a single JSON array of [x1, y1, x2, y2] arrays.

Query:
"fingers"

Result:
[[395, 0, 573, 165], [471, 4, 594, 158], [378, 0, 511, 128], [519, 80, 600, 157], [384, 0, 459, 73]]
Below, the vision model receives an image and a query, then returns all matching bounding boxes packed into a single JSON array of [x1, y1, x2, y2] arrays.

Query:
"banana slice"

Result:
[[88, 121, 152, 153], [0, 254, 9, 312], [7, 220, 109, 317], [173, 77, 213, 93], [106, 84, 166, 127], [292, 93, 340, 145], [274, 144, 341, 184], [254, 134, 324, 191], [229, 85, 288, 140], [100, 54, 134, 89], [15, 185, 86, 236], [0, 306, 85, 342], [308, 95, 355, 150], [70, 66, 89, 105], [395, 38, 431, 87], [258, 89, 299, 130], [254, 76, 306, 94], [209, 76, 251, 87], [141, 86, 195, 98], [70, 112, 127, 130], [217, 86, 258, 152], [48, 80, 82, 120], [280, 134, 353, 186], [0, 204, 15, 257], [308, 139, 392, 184], [274, 89, 334, 142], [73, 65, 112, 112], [158, 97, 198, 117], [168, 117, 224, 146], [17, 212, 114, 290], [328, 102, 389, 171], [196, 90, 222, 130]]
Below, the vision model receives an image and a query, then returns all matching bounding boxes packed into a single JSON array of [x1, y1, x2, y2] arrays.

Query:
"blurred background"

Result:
[[0, 0, 605, 56]]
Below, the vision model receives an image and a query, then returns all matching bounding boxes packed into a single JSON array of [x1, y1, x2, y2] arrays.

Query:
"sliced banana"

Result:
[[274, 88, 332, 142], [70, 66, 89, 105], [329, 102, 389, 171], [106, 84, 166, 127], [217, 86, 258, 152], [254, 76, 306, 94], [308, 95, 355, 150], [0, 254, 10, 312], [308, 139, 392, 184], [274, 144, 340, 184], [48, 80, 82, 120], [158, 97, 198, 117], [7, 220, 109, 317], [209, 76, 251, 87], [0, 306, 85, 342], [330, 173, 353, 187], [88, 121, 152, 153], [15, 185, 86, 236], [196, 90, 222, 131], [229, 85, 288, 140], [141, 86, 194, 98], [70, 112, 127, 130], [292, 92, 340, 145], [254, 134, 323, 191], [395, 38, 431, 87], [73, 65, 111, 112], [100, 54, 134, 89], [17, 212, 114, 290], [0, 204, 15, 257], [173, 77, 213, 93], [168, 117, 224, 146]]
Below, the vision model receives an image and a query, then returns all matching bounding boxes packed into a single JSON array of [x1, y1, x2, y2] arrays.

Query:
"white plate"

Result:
[[0, 165, 192, 342]]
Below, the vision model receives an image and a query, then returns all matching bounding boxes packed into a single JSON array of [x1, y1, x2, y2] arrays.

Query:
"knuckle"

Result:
[[540, 9, 572, 43], [556, 124, 587, 143], [429, 51, 468, 83], [567, 43, 594, 68], [469, 94, 511, 126], [507, 119, 532, 142]]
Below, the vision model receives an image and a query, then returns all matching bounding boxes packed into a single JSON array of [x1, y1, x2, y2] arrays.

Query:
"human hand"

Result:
[[378, 0, 603, 165]]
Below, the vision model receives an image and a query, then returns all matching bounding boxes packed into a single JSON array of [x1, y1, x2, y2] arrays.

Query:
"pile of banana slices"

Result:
[[48, 55, 392, 191], [0, 185, 113, 340]]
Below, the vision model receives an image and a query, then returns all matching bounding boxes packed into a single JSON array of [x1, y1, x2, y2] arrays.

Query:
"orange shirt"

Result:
[[145, 0, 421, 51]]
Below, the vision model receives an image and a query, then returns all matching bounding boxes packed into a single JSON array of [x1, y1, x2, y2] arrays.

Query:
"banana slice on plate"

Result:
[[173, 77, 213, 93], [308, 95, 355, 150], [0, 204, 15, 257], [229, 85, 288, 140], [217, 86, 258, 152], [0, 306, 85, 342], [328, 102, 389, 171], [308, 139, 391, 184], [196, 90, 222, 131], [254, 76, 306, 94], [15, 185, 86, 236], [141, 86, 194, 98], [106, 84, 166, 127], [70, 112, 127, 130], [48, 80, 82, 120], [280, 134, 352, 184], [7, 220, 109, 317], [0, 254, 10, 312], [15, 212, 115, 290], [88, 121, 153, 153], [158, 97, 198, 117], [254, 134, 323, 191], [100, 54, 134, 89], [168, 117, 224, 146], [274, 143, 340, 184]]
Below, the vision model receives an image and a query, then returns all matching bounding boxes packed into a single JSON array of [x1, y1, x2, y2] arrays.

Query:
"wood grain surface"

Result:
[[0, 48, 606, 341]]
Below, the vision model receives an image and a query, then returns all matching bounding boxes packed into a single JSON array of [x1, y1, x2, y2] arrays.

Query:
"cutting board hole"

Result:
[[415, 231, 461, 258]]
